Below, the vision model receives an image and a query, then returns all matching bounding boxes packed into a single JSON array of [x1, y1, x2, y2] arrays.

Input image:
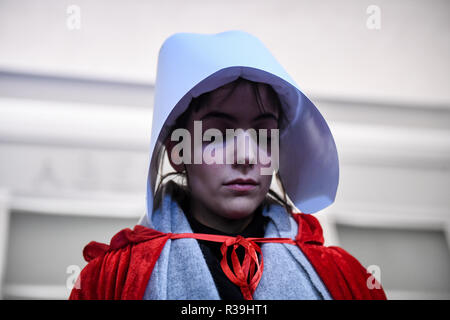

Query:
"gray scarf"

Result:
[[139, 181, 332, 300]]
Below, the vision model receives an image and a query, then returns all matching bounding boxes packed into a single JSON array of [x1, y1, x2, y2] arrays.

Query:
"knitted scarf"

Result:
[[139, 181, 332, 300]]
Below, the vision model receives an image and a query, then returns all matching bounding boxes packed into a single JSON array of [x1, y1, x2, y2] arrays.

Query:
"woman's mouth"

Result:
[[223, 179, 259, 192]]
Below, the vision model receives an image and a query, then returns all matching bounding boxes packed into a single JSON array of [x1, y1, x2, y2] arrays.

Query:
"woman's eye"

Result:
[[203, 129, 226, 143], [203, 134, 216, 143], [257, 133, 271, 143]]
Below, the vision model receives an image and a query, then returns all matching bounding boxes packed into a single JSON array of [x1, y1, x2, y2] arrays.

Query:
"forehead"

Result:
[[193, 79, 280, 119]]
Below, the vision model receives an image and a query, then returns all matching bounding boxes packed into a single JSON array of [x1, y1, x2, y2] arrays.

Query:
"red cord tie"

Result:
[[219, 236, 263, 300], [169, 232, 296, 300]]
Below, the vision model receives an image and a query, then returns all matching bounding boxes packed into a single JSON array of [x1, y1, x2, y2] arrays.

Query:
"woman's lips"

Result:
[[223, 179, 259, 192], [224, 183, 258, 192]]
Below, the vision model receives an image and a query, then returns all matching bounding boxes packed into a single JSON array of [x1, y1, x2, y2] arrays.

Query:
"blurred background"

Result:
[[0, 0, 449, 300]]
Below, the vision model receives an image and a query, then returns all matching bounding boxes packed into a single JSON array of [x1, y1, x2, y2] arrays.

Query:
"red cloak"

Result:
[[69, 213, 386, 300]]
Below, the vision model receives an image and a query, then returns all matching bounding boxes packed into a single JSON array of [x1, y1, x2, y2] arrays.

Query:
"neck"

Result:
[[188, 198, 259, 234]]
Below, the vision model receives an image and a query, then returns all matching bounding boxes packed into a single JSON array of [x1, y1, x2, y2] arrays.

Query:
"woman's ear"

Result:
[[165, 138, 186, 173]]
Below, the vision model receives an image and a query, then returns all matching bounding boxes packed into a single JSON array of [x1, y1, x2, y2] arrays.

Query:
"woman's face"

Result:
[[170, 79, 280, 231]]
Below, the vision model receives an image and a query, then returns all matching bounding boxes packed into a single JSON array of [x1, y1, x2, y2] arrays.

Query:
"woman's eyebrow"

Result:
[[199, 111, 278, 122], [253, 112, 279, 122], [200, 111, 236, 121]]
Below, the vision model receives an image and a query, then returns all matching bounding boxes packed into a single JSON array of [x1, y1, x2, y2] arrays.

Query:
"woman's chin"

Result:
[[219, 201, 260, 220]]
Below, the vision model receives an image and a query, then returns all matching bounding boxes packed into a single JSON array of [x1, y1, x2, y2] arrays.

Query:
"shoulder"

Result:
[[82, 225, 170, 262], [69, 225, 171, 300], [291, 212, 387, 300], [291, 212, 324, 245]]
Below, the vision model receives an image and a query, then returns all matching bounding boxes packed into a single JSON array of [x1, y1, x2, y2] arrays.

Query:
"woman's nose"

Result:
[[232, 129, 258, 166]]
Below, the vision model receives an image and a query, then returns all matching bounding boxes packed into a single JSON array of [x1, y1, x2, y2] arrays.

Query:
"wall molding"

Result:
[[1, 96, 449, 169]]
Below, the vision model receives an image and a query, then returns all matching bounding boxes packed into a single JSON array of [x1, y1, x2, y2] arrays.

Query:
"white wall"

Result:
[[1, 0, 449, 104], [0, 0, 449, 299]]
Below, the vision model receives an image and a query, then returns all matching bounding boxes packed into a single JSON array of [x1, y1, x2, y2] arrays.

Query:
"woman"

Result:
[[69, 30, 386, 300]]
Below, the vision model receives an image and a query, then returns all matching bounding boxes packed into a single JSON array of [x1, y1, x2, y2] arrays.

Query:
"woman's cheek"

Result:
[[201, 141, 225, 165]]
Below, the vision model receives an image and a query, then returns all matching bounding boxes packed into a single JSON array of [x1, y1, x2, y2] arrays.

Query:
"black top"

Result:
[[184, 207, 269, 300]]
